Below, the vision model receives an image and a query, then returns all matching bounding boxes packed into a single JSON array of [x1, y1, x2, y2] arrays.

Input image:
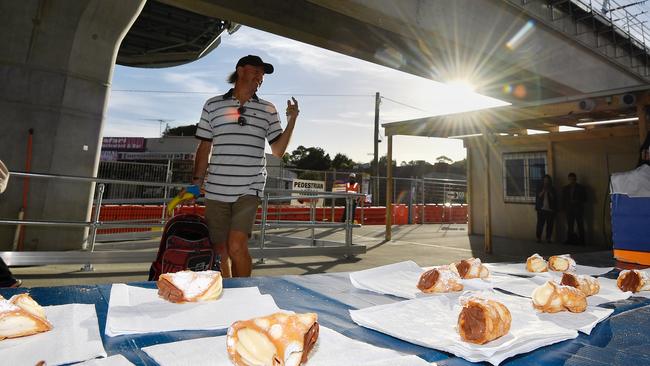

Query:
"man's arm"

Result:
[[193, 140, 212, 185], [270, 118, 296, 158], [270, 97, 299, 158]]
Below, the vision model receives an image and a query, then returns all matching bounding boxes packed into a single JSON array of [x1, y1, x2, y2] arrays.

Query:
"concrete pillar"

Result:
[[0, 0, 145, 250]]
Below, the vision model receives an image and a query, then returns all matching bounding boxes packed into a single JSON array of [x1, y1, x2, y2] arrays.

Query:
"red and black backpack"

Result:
[[148, 213, 217, 281]]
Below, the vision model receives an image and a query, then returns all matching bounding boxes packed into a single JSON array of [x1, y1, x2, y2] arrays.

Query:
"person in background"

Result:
[[0, 160, 21, 288], [562, 172, 587, 245], [341, 173, 360, 223], [535, 174, 557, 243]]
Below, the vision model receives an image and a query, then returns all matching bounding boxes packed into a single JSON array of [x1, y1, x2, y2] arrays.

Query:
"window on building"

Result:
[[502, 152, 547, 203]]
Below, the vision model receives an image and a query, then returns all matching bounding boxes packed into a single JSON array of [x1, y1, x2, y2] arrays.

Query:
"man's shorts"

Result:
[[205, 195, 260, 245]]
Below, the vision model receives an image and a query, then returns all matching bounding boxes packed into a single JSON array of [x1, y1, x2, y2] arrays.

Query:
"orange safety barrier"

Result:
[[95, 204, 469, 235]]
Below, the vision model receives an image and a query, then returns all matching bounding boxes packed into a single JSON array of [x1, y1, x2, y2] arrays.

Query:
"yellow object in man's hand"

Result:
[[166, 185, 201, 216]]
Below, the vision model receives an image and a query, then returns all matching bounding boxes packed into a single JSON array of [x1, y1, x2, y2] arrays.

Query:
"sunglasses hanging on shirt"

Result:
[[237, 106, 247, 126]]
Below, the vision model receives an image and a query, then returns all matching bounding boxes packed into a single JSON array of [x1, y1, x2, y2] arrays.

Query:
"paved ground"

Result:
[[9, 224, 613, 287]]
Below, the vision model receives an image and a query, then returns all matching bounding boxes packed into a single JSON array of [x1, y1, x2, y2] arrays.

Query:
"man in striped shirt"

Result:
[[192, 55, 299, 277]]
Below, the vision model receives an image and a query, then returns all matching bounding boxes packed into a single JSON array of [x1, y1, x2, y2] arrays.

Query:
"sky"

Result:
[[105, 26, 510, 164]]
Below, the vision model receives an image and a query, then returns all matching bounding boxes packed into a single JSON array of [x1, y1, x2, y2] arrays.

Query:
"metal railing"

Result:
[[0, 171, 366, 268], [510, 0, 650, 77]]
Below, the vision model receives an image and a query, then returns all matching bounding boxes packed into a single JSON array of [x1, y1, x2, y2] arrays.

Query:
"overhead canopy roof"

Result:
[[382, 90, 648, 138], [117, 0, 234, 68]]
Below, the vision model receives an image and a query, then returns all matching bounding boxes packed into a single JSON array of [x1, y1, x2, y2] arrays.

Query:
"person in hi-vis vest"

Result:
[[341, 173, 360, 223]]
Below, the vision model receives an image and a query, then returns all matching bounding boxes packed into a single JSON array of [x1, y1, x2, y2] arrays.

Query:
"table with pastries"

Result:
[[1, 258, 649, 366]]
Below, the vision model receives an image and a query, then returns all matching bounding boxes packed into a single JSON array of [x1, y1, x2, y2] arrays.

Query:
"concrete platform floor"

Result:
[[9, 224, 614, 288]]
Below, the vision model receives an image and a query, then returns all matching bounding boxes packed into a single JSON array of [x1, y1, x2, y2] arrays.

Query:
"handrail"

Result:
[[10, 171, 181, 188], [1, 170, 368, 267]]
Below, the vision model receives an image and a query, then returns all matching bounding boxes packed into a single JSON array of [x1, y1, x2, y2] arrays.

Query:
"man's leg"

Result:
[[340, 203, 347, 223], [215, 243, 231, 278], [576, 212, 585, 245], [536, 211, 544, 242], [0, 258, 19, 287], [566, 211, 576, 244], [545, 211, 555, 242], [205, 199, 232, 278], [228, 231, 252, 277], [228, 195, 260, 277]]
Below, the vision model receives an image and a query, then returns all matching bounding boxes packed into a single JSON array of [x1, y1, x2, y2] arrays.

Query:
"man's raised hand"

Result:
[[286, 97, 299, 120]]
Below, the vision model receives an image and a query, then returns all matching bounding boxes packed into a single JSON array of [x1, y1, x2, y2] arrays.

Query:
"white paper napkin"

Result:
[[484, 262, 613, 277], [105, 284, 280, 336], [483, 263, 551, 277], [573, 265, 615, 276], [349, 261, 518, 299], [350, 291, 578, 365], [74, 355, 134, 366], [0, 304, 107, 366], [496, 276, 632, 307], [537, 306, 613, 335], [142, 326, 429, 366]]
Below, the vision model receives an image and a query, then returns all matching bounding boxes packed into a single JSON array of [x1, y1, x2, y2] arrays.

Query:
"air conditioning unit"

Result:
[[621, 93, 636, 106], [578, 99, 595, 111]]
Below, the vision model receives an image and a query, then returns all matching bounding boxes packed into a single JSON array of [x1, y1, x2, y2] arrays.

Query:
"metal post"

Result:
[[331, 170, 336, 223], [407, 179, 413, 224], [82, 183, 105, 272], [374, 92, 380, 205], [420, 178, 425, 224], [310, 199, 316, 246], [360, 195, 365, 225], [258, 192, 269, 264], [161, 159, 172, 220], [443, 182, 447, 222], [344, 195, 353, 257]]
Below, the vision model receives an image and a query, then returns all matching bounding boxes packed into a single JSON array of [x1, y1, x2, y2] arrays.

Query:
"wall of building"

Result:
[[0, 1, 145, 251], [468, 131, 639, 247]]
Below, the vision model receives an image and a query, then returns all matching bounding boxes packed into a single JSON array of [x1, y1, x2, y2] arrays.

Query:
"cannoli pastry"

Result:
[[548, 254, 576, 272], [450, 258, 490, 279], [526, 253, 548, 273], [617, 269, 650, 293], [157, 270, 223, 303], [417, 266, 463, 293], [560, 272, 600, 297], [10, 294, 48, 319], [227, 312, 319, 366], [457, 296, 511, 345], [532, 281, 587, 313], [0, 295, 52, 340]]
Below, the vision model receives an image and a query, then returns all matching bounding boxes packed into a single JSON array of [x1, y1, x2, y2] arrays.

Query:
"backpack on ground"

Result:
[[148, 213, 217, 281]]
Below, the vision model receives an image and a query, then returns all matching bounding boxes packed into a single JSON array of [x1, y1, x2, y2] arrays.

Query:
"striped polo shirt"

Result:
[[195, 88, 283, 202]]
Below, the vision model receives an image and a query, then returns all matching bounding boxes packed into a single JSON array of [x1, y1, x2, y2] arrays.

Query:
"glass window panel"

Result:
[[505, 159, 525, 197]]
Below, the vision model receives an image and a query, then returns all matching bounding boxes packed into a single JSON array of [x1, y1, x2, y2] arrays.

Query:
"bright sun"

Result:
[[446, 80, 477, 94]]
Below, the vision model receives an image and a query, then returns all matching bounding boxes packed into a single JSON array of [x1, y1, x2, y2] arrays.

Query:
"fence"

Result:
[[94, 162, 468, 230], [0, 171, 366, 267]]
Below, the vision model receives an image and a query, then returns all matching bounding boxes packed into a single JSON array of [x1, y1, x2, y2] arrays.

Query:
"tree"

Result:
[[288, 145, 331, 171], [399, 160, 433, 177], [378, 155, 397, 174], [163, 124, 197, 137], [435, 155, 453, 164], [331, 153, 355, 170], [451, 159, 467, 174]]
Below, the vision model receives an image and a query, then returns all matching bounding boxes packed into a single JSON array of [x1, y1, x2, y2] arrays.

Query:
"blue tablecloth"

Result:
[[1, 270, 649, 365]]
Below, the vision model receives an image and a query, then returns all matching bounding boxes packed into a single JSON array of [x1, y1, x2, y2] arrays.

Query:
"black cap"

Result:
[[236, 55, 274, 74]]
